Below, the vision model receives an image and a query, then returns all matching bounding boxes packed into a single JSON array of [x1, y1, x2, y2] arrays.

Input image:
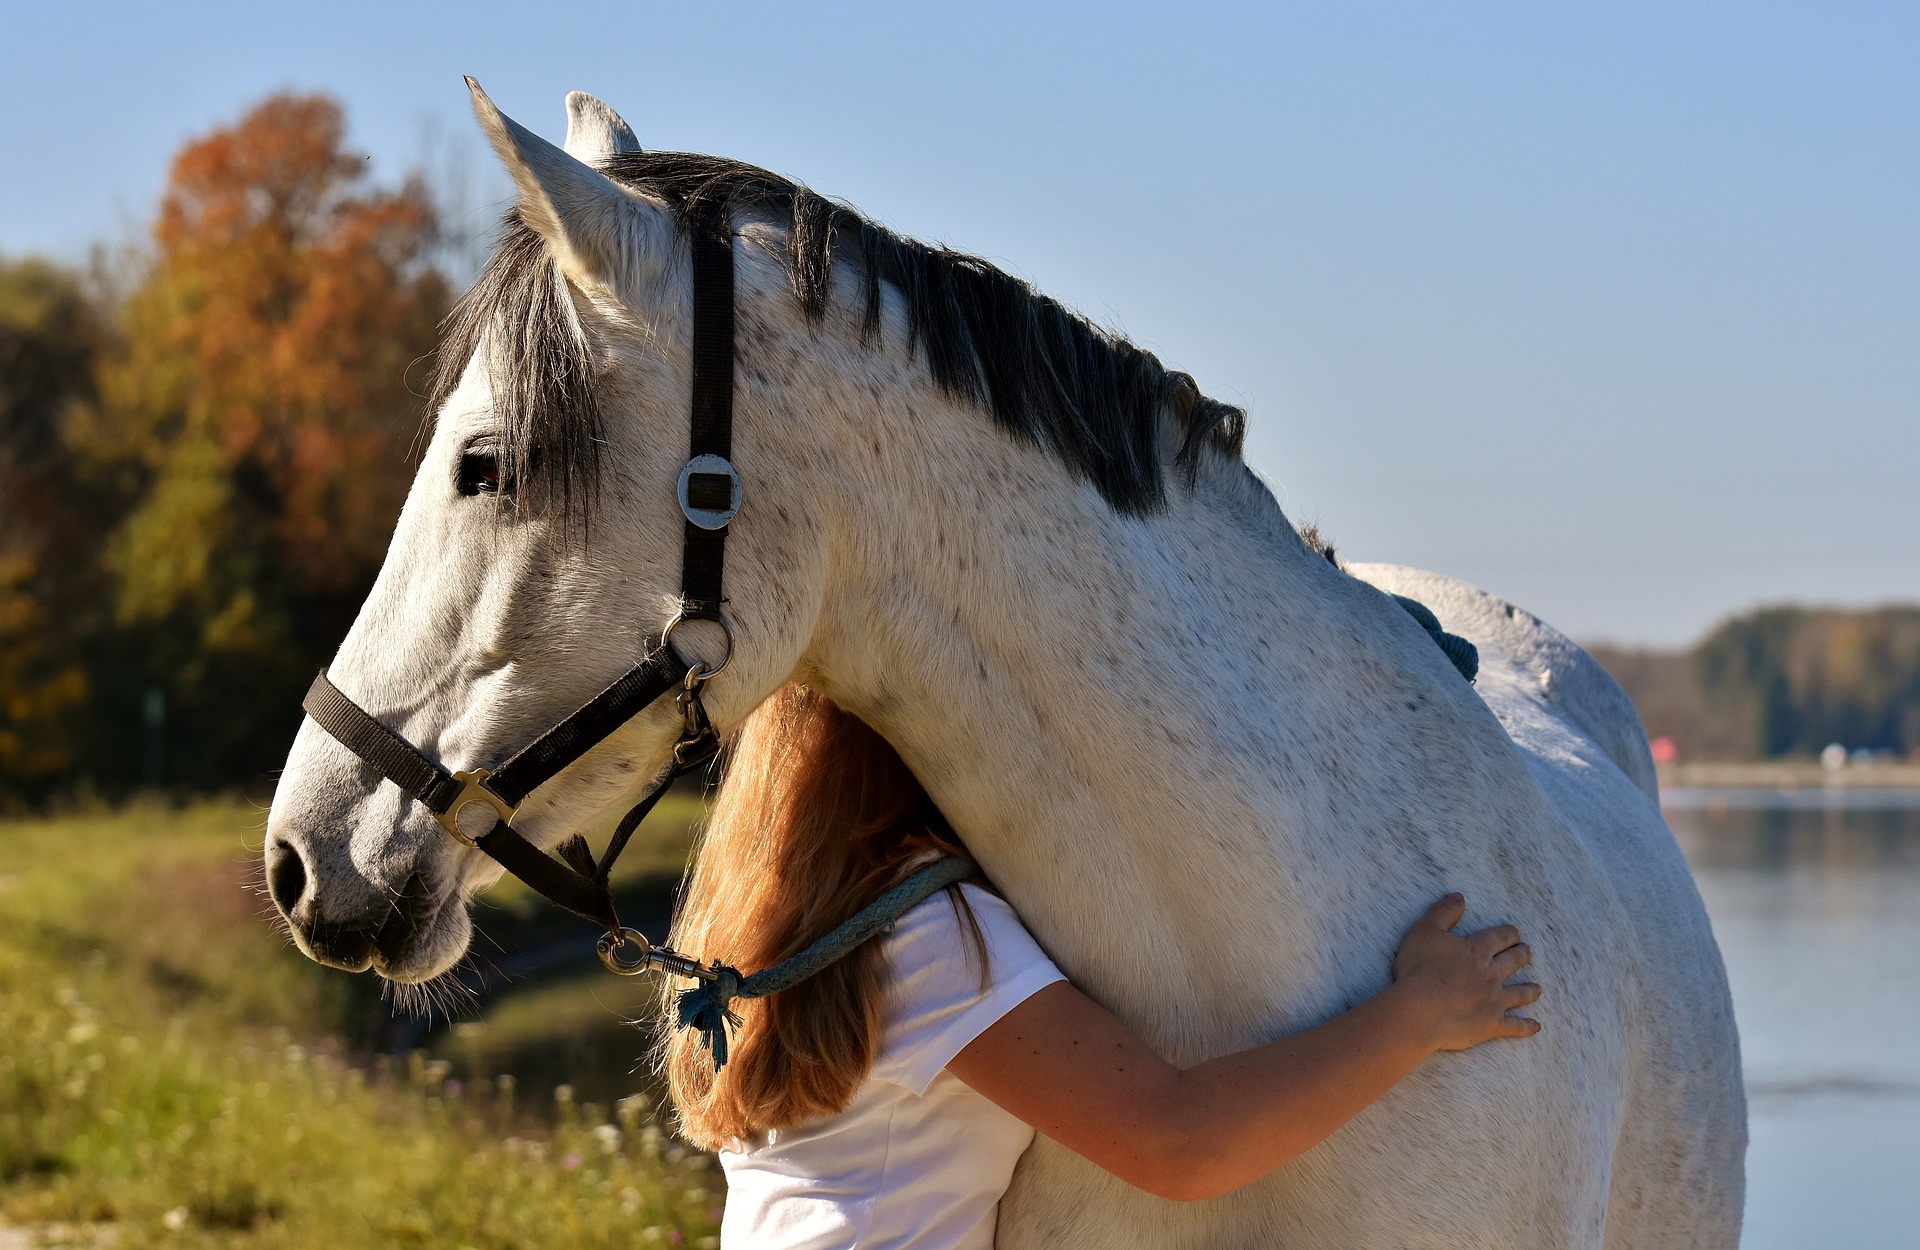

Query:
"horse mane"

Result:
[[430, 151, 1246, 520]]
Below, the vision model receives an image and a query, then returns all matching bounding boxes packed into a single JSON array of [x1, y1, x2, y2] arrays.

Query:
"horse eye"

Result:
[[457, 450, 503, 497]]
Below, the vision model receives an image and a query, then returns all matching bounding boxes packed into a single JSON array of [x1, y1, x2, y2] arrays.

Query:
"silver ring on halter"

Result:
[[676, 454, 743, 530], [598, 927, 653, 976], [662, 610, 735, 682]]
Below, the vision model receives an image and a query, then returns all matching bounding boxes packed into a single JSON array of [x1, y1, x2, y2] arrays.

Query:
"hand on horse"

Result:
[[951, 891, 1548, 1202], [1390, 893, 1543, 1051]]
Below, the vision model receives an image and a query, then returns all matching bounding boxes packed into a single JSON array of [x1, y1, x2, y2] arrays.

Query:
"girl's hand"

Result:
[[1392, 893, 1542, 1051]]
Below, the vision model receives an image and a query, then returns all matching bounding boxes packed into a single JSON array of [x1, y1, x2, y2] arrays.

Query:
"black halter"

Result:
[[301, 203, 742, 976]]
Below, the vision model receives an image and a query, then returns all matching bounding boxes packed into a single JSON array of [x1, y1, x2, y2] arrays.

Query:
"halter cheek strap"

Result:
[[299, 203, 739, 958]]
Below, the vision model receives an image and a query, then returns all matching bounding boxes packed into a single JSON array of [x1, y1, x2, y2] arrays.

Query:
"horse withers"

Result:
[[265, 84, 1744, 1248]]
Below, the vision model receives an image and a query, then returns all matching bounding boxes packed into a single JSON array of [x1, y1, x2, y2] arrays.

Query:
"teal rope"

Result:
[[674, 856, 979, 1070], [1393, 595, 1479, 684]]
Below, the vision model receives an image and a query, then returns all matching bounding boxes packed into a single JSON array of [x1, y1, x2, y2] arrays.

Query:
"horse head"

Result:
[[264, 85, 838, 985]]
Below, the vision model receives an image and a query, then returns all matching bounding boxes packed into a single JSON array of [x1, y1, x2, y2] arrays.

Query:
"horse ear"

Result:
[[563, 91, 641, 163], [465, 77, 645, 286]]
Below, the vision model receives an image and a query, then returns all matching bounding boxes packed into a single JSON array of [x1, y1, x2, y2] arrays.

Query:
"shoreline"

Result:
[[1657, 760, 1920, 790]]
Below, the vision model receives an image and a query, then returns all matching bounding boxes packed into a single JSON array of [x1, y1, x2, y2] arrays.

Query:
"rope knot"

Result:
[[667, 858, 979, 1074], [675, 963, 745, 1070]]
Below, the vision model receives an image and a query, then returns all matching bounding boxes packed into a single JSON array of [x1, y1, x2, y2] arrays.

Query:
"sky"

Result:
[[4, 1, 1913, 645]]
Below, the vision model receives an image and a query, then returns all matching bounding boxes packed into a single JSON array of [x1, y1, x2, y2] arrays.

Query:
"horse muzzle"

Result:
[[266, 836, 451, 979]]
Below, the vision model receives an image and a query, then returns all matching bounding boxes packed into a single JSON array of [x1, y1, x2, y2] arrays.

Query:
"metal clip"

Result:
[[434, 768, 518, 847], [597, 927, 653, 975], [670, 665, 722, 767], [597, 927, 718, 980]]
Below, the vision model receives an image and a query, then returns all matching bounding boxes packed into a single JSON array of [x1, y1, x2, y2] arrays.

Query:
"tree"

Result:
[[69, 93, 447, 793], [0, 257, 106, 801], [1696, 606, 1920, 757], [1595, 604, 1920, 762]]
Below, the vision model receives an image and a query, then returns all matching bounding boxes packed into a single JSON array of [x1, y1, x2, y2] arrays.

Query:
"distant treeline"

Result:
[[0, 94, 445, 808], [1590, 606, 1920, 762]]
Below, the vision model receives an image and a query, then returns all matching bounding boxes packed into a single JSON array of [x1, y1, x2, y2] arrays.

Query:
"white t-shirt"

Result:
[[719, 883, 1066, 1250]]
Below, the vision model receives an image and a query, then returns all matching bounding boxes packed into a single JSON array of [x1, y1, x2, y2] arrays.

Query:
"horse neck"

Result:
[[793, 385, 1517, 1040], [810, 443, 1323, 834]]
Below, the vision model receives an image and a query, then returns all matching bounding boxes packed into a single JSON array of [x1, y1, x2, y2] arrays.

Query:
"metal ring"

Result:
[[676, 454, 743, 530], [661, 611, 735, 681], [597, 927, 654, 976]]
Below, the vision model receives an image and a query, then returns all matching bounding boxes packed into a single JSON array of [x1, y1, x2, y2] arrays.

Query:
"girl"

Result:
[[663, 685, 1542, 1249]]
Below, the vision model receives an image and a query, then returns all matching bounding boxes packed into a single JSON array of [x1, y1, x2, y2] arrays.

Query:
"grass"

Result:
[[0, 800, 720, 1248]]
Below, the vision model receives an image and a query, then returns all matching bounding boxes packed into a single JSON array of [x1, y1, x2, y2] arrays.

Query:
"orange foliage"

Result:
[[87, 93, 446, 627]]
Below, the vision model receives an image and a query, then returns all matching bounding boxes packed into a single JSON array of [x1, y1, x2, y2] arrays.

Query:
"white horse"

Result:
[[266, 84, 1744, 1248]]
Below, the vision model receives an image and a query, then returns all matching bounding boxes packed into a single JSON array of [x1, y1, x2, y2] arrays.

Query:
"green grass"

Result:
[[0, 801, 720, 1248]]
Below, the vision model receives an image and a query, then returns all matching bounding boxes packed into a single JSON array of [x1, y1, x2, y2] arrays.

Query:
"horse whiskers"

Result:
[[257, 905, 300, 949], [467, 915, 509, 957], [381, 956, 483, 1021], [381, 974, 438, 1020]]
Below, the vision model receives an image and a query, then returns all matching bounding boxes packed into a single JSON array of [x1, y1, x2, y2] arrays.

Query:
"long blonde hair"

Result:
[[661, 684, 982, 1149]]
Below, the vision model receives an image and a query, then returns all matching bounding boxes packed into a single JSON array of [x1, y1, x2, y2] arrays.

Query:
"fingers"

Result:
[[1469, 924, 1523, 960], [1499, 1014, 1544, 1039], [1489, 942, 1533, 979], [1421, 892, 1467, 932], [1500, 981, 1543, 1010]]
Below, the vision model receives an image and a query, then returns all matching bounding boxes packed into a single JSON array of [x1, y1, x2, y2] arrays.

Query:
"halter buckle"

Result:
[[435, 768, 519, 847], [677, 454, 743, 530]]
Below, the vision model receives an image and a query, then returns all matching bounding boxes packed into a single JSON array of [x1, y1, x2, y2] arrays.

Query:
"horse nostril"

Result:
[[266, 838, 308, 917]]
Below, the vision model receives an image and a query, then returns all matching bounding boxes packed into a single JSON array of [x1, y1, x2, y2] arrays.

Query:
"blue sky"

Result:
[[5, 1, 1913, 645]]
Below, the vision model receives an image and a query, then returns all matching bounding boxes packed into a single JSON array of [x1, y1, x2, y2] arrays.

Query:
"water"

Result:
[[1665, 788, 1920, 1249]]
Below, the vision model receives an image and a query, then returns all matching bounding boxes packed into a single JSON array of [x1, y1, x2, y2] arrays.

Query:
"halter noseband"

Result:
[[300, 202, 741, 978]]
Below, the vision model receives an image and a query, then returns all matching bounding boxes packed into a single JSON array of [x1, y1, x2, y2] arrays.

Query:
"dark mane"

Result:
[[430, 151, 1246, 519]]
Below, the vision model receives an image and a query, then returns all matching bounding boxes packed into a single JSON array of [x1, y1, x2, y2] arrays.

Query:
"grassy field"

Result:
[[0, 800, 720, 1248]]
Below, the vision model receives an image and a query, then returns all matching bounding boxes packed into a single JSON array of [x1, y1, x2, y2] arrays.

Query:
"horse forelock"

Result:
[[427, 216, 602, 531], [428, 150, 1247, 523]]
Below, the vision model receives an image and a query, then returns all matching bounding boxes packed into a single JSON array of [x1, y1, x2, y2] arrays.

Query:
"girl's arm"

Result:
[[945, 893, 1541, 1202]]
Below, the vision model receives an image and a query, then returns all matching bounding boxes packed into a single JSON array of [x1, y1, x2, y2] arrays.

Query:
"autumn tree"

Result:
[[70, 93, 447, 792]]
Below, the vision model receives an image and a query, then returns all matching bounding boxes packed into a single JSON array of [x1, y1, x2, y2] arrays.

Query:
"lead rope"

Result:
[[666, 856, 979, 1070]]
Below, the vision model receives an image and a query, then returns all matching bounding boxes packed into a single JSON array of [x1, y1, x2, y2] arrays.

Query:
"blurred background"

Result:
[[1, 3, 1913, 1247]]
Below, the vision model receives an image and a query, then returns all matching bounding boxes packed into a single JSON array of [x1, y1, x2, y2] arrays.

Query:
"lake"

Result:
[[431, 788, 1920, 1244], [1666, 787, 1920, 1250]]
